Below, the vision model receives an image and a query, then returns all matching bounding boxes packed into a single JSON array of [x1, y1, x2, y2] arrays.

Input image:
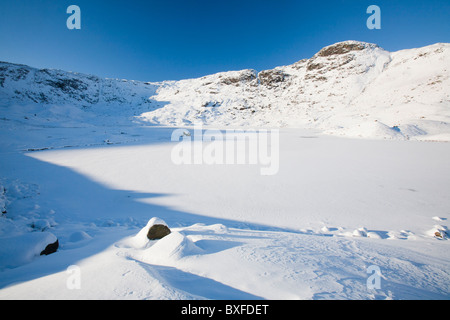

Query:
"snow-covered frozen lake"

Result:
[[0, 119, 449, 300]]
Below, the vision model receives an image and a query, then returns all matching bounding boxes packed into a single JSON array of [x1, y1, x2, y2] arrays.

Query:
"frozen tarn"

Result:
[[0, 126, 449, 299]]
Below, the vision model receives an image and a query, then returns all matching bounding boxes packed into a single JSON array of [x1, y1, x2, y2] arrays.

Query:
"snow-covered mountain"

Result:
[[0, 62, 160, 107], [1, 40, 449, 140]]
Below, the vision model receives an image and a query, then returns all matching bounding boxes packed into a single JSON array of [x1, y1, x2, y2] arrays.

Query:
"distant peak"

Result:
[[315, 41, 379, 57]]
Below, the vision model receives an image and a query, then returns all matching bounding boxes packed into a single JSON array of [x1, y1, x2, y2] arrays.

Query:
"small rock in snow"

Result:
[[40, 239, 59, 255], [147, 224, 171, 240]]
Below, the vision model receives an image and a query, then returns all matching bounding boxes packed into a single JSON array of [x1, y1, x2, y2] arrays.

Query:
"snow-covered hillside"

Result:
[[1, 40, 449, 140], [0, 61, 158, 108], [141, 41, 450, 140]]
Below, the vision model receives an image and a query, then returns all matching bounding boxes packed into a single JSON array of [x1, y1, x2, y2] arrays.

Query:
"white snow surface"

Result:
[[0, 41, 450, 300]]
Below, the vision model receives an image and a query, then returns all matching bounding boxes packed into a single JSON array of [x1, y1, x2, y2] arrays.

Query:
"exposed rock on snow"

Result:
[[147, 224, 171, 240], [316, 41, 368, 57], [218, 69, 257, 86], [0, 184, 6, 214], [40, 238, 59, 255], [428, 225, 448, 240], [128, 217, 171, 248], [258, 69, 287, 87]]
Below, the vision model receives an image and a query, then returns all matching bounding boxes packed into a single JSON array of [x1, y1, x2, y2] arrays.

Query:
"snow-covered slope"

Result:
[[0, 61, 161, 128], [0, 61, 159, 108], [1, 40, 449, 140]]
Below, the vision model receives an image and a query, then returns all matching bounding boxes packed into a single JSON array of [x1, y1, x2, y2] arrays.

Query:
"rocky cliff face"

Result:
[[1, 40, 449, 140]]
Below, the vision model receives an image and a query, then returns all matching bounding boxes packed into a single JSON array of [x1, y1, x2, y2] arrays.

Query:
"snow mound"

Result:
[[126, 217, 169, 249], [0, 232, 57, 270], [68, 231, 92, 243], [352, 227, 368, 237], [121, 218, 203, 265], [139, 231, 203, 264], [426, 225, 448, 239], [328, 121, 406, 140]]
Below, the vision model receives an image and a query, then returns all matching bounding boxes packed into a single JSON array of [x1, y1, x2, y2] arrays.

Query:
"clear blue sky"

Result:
[[0, 0, 449, 82]]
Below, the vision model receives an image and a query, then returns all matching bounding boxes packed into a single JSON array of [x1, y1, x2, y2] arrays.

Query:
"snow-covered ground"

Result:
[[0, 113, 449, 299], [0, 40, 449, 300]]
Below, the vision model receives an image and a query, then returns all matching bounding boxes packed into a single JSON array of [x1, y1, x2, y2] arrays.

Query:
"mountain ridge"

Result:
[[1, 40, 449, 140]]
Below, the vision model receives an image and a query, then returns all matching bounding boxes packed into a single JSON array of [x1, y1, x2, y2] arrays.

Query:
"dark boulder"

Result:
[[40, 239, 59, 255], [147, 224, 171, 240]]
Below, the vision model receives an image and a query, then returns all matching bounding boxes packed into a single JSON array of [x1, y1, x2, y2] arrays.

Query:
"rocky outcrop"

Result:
[[218, 69, 257, 86], [316, 41, 368, 57], [258, 69, 286, 87]]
